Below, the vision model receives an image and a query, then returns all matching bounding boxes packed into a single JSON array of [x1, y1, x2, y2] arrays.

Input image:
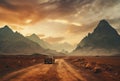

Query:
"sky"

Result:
[[0, 0, 120, 46]]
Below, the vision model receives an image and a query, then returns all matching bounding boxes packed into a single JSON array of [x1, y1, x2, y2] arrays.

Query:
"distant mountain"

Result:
[[26, 34, 64, 55], [74, 20, 120, 55], [50, 42, 74, 53], [27, 34, 74, 53], [0, 25, 44, 54], [26, 34, 50, 49]]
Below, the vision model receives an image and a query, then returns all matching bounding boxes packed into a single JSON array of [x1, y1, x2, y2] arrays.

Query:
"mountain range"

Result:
[[0, 25, 44, 54], [0, 25, 68, 55], [1, 19, 120, 56], [74, 20, 120, 56]]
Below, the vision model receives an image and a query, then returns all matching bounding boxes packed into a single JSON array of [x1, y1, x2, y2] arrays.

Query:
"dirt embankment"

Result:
[[65, 56, 120, 81]]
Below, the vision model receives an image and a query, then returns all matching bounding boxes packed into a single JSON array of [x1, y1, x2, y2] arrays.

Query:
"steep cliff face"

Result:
[[76, 20, 120, 50], [0, 25, 43, 54]]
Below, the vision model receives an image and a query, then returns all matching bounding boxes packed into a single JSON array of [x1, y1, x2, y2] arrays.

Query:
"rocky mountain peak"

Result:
[[75, 19, 120, 50], [93, 19, 118, 36]]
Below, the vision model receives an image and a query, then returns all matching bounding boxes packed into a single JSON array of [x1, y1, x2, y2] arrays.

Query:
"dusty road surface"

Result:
[[0, 59, 88, 81]]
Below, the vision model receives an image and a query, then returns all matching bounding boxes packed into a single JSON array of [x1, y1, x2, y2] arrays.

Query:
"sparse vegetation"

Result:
[[65, 56, 120, 81], [0, 55, 46, 77]]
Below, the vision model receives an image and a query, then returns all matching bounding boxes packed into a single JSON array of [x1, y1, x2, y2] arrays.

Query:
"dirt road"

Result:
[[0, 59, 86, 81]]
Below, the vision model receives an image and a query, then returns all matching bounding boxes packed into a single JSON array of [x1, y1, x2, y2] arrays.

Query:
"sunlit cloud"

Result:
[[47, 19, 69, 24], [47, 19, 82, 26], [71, 22, 82, 26], [25, 19, 32, 24], [0, 0, 120, 45]]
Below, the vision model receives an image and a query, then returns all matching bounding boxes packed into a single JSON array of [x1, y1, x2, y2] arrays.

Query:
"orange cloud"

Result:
[[0, 0, 119, 27], [0, 0, 47, 25]]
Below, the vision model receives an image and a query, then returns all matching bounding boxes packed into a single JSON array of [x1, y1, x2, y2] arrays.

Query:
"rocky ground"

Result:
[[65, 56, 120, 81], [0, 55, 120, 81]]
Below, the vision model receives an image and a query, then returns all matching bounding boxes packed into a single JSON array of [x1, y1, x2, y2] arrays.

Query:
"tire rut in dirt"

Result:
[[38, 64, 61, 81]]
